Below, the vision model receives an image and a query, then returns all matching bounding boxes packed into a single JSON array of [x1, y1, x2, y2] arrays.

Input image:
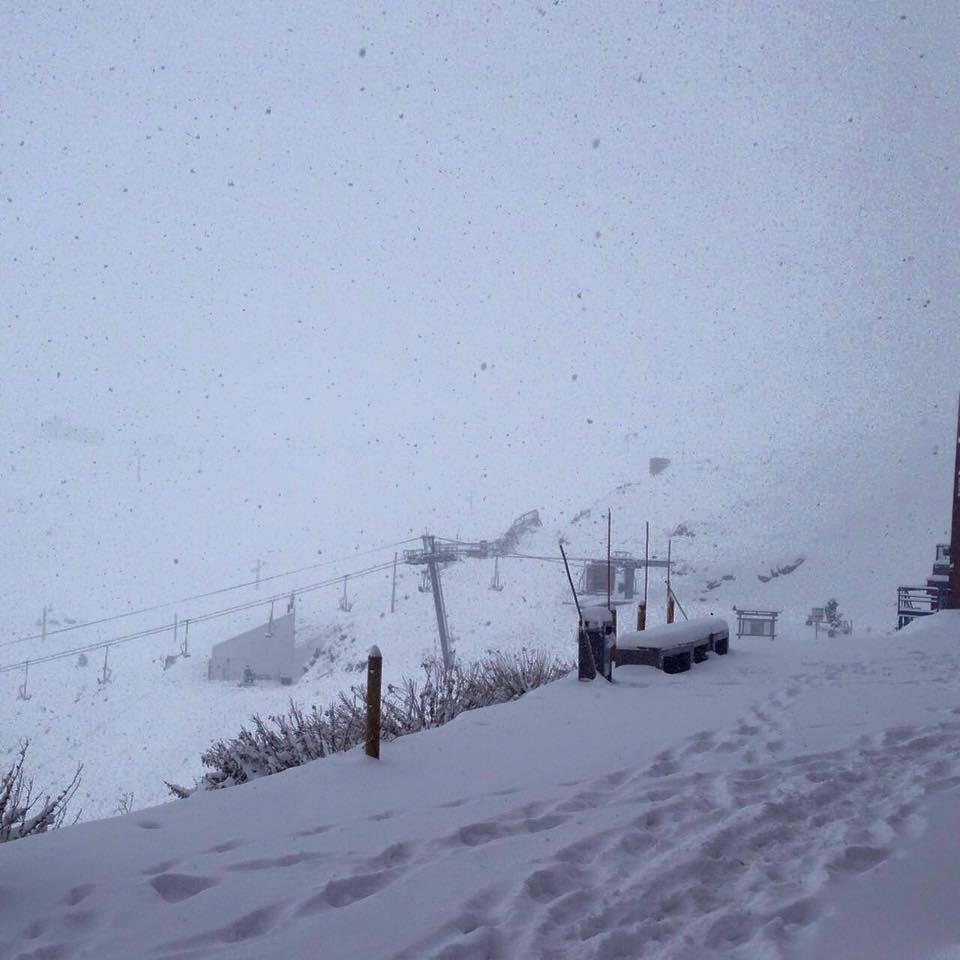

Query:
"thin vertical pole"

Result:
[[667, 538, 672, 596], [949, 390, 960, 608], [181, 618, 190, 657], [643, 522, 649, 605], [606, 508, 612, 611], [173, 612, 178, 651], [667, 538, 673, 623], [390, 552, 398, 613], [41, 606, 48, 644], [559, 541, 583, 623], [562, 541, 599, 680]]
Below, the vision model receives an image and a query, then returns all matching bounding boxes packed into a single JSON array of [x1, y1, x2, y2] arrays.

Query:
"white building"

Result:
[[208, 611, 296, 684]]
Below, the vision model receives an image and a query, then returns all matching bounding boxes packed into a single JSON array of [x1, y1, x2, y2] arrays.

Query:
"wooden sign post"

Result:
[[365, 646, 382, 759]]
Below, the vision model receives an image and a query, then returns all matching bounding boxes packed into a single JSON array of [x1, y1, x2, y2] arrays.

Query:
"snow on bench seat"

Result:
[[616, 617, 730, 672]]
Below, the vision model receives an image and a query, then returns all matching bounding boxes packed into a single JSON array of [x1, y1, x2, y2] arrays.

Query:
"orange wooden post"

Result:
[[365, 645, 382, 759], [637, 602, 647, 631], [667, 595, 675, 625]]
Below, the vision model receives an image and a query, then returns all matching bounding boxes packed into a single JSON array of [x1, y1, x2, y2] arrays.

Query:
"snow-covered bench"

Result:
[[616, 617, 729, 674]]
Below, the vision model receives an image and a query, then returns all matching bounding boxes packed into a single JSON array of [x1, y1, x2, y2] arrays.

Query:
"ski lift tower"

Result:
[[580, 553, 670, 601], [403, 535, 458, 668]]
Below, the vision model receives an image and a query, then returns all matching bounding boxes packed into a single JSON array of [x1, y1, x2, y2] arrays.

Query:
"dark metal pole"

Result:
[[644, 521, 649, 604], [667, 538, 672, 597], [949, 391, 960, 608], [606, 509, 612, 611], [423, 535, 453, 668], [561, 541, 601, 680], [559, 541, 583, 622], [667, 538, 674, 624]]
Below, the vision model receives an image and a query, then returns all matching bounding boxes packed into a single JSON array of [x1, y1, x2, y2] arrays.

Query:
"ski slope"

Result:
[[3, 612, 960, 960]]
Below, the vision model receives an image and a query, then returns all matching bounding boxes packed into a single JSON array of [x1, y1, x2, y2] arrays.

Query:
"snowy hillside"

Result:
[[2, 430, 952, 821], [3, 612, 960, 960], [1, 0, 958, 923]]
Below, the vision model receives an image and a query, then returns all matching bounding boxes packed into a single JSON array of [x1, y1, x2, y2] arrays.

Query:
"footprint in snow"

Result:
[[297, 868, 400, 913], [162, 904, 285, 950], [226, 851, 327, 872], [149, 873, 219, 903], [205, 838, 247, 854], [62, 884, 96, 906]]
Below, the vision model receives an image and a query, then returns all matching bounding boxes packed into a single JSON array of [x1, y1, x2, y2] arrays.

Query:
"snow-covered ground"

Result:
[[3, 611, 960, 960]]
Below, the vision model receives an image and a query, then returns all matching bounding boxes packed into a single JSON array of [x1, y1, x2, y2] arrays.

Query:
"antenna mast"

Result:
[[949, 391, 960, 608], [606, 509, 612, 611], [644, 521, 649, 605]]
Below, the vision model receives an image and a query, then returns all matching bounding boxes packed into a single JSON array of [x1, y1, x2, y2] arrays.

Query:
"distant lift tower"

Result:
[[404, 535, 455, 668], [949, 392, 960, 609]]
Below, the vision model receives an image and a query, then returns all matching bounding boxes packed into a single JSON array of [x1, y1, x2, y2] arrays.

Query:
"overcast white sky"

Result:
[[1, 1, 957, 610]]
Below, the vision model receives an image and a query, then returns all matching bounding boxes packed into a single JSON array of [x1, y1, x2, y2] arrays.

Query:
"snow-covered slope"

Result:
[[1, 1, 957, 817], [3, 612, 960, 960], [1, 430, 951, 820]]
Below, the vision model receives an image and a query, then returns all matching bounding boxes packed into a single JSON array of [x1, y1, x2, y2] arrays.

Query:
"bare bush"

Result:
[[476, 647, 570, 701], [1, 742, 82, 843], [170, 649, 570, 795]]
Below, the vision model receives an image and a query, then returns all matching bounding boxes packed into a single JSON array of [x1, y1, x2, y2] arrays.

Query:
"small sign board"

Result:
[[734, 607, 780, 641]]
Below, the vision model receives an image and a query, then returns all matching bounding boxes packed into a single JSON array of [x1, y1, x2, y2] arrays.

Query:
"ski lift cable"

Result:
[[2, 536, 420, 649], [0, 559, 396, 674]]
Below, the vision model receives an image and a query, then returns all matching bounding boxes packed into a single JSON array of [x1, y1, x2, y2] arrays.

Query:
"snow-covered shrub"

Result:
[[383, 658, 487, 733], [476, 647, 570, 701], [178, 703, 334, 791], [170, 649, 571, 795], [0, 742, 82, 843]]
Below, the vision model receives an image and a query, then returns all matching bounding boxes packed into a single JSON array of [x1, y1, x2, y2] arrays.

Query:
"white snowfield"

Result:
[[3, 613, 960, 960]]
